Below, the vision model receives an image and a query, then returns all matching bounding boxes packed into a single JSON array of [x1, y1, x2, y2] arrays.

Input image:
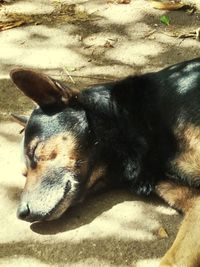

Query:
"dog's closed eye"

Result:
[[34, 142, 58, 162]]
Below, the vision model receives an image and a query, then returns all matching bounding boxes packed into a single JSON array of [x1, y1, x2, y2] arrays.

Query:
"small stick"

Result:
[[62, 67, 76, 84], [50, 74, 116, 82]]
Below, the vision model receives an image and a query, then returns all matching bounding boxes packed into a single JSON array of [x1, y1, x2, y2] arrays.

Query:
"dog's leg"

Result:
[[155, 180, 200, 267]]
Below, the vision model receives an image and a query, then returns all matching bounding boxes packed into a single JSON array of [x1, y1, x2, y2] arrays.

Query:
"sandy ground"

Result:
[[1, 0, 200, 266]]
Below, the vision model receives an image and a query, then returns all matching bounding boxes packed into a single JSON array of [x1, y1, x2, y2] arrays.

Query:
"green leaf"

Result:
[[160, 15, 170, 26]]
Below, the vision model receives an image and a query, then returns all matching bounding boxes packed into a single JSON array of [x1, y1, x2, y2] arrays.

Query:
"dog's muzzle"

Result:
[[17, 178, 73, 222]]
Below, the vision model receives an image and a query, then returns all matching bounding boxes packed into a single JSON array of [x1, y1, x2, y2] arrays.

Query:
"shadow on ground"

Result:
[[0, 1, 198, 266]]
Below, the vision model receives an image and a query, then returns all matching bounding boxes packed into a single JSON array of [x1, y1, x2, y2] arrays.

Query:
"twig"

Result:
[[62, 67, 76, 84], [161, 29, 200, 42], [144, 29, 157, 38], [195, 28, 200, 41], [50, 74, 116, 82]]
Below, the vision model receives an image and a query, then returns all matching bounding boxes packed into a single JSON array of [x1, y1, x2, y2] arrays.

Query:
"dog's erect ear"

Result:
[[10, 68, 78, 110], [11, 113, 29, 127]]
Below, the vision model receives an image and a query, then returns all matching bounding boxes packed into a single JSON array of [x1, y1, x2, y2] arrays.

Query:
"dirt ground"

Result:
[[0, 0, 200, 266]]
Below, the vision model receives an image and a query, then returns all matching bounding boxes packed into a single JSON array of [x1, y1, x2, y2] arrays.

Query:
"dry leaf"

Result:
[[104, 40, 114, 48], [0, 0, 13, 2], [117, 0, 131, 3], [149, 0, 187, 10], [158, 227, 169, 238], [108, 0, 131, 4], [0, 21, 25, 31], [0, 3, 95, 32]]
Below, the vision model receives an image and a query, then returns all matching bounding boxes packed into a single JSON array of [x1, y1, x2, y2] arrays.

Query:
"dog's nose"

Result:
[[17, 203, 30, 220]]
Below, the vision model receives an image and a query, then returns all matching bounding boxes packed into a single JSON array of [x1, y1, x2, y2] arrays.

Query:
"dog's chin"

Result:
[[31, 192, 84, 222], [43, 192, 85, 222], [44, 199, 72, 222]]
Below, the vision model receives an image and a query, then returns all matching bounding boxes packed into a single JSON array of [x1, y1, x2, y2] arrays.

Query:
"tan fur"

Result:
[[156, 181, 200, 267], [155, 180, 198, 213], [173, 124, 200, 181], [28, 134, 107, 191], [24, 133, 81, 192], [34, 134, 77, 164], [87, 165, 106, 189]]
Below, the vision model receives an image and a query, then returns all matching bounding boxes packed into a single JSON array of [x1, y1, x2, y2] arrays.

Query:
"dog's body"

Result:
[[11, 58, 200, 267]]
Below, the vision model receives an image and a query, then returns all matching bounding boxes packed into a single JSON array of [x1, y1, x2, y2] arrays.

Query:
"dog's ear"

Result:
[[10, 68, 78, 110], [11, 113, 29, 127]]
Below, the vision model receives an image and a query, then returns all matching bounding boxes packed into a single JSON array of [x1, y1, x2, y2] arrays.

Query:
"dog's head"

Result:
[[11, 69, 106, 222]]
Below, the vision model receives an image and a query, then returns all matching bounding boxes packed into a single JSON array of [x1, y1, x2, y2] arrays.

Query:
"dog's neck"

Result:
[[77, 75, 166, 194]]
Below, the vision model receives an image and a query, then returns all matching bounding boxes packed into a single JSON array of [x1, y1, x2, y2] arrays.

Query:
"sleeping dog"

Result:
[[11, 58, 200, 267]]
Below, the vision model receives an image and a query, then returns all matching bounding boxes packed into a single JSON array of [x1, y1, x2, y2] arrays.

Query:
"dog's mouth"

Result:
[[17, 179, 78, 222], [44, 180, 73, 222]]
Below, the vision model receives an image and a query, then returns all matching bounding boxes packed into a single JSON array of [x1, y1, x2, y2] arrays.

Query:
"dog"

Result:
[[10, 58, 200, 267]]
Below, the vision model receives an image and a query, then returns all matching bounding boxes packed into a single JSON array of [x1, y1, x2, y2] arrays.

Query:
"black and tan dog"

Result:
[[11, 58, 200, 267]]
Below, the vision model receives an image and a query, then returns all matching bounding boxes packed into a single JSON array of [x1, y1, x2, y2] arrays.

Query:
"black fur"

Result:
[[24, 58, 200, 198], [77, 58, 200, 194]]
